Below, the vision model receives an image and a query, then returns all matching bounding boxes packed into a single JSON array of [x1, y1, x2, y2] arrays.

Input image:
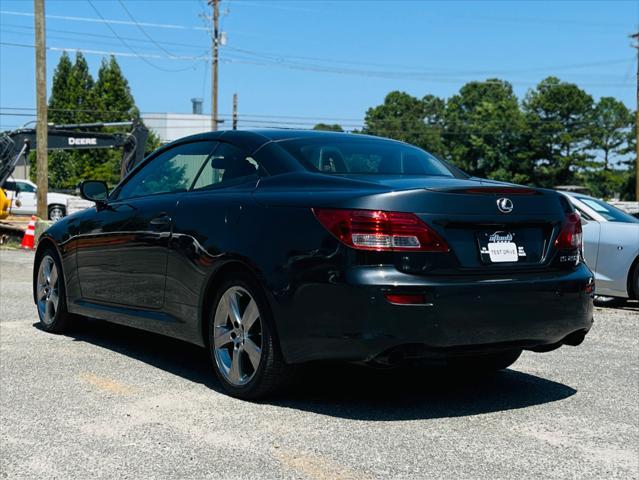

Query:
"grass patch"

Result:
[[0, 237, 23, 250]]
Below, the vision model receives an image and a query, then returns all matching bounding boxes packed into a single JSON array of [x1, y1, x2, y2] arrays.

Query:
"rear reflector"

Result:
[[312, 208, 449, 252], [384, 293, 428, 305], [555, 212, 583, 250]]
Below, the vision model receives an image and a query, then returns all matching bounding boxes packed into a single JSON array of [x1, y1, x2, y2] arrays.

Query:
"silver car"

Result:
[[560, 192, 639, 303]]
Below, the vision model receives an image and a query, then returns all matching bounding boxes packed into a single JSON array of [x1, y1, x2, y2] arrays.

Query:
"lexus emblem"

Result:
[[497, 197, 514, 213]]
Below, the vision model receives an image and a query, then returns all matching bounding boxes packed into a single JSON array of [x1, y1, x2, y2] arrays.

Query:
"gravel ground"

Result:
[[1, 248, 638, 480]]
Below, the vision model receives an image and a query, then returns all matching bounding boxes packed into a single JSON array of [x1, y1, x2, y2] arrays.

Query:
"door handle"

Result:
[[150, 214, 171, 226]]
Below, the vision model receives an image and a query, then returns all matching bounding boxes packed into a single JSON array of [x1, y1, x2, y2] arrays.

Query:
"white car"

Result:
[[3, 178, 76, 221], [560, 191, 639, 303]]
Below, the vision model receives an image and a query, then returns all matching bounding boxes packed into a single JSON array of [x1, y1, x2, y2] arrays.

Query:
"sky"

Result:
[[0, 0, 637, 132]]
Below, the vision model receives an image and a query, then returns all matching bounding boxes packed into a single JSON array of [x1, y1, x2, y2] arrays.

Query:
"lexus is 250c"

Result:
[[34, 130, 594, 399]]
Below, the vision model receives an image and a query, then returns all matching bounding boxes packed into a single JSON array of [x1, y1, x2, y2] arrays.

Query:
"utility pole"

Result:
[[632, 32, 639, 201], [209, 0, 219, 131], [34, 0, 48, 219], [232, 93, 238, 130]]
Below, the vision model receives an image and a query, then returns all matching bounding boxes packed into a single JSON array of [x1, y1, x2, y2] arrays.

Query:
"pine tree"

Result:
[[90, 56, 149, 183], [523, 77, 594, 187], [44, 52, 75, 188], [32, 53, 158, 189], [94, 55, 161, 155], [48, 52, 73, 124], [68, 52, 97, 123], [589, 97, 632, 170], [59, 52, 99, 188], [35, 52, 98, 188], [94, 56, 139, 122]]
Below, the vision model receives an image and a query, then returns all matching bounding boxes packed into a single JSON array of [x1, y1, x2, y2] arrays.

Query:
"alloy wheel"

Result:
[[37, 255, 60, 325], [49, 207, 65, 222], [213, 286, 263, 386]]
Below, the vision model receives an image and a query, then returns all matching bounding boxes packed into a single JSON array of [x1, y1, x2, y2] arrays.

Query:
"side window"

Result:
[[192, 143, 259, 191], [17, 182, 36, 193], [3, 181, 16, 192], [117, 141, 217, 200]]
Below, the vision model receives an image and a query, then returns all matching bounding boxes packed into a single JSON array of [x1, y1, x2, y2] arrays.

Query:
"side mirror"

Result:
[[80, 180, 109, 204]]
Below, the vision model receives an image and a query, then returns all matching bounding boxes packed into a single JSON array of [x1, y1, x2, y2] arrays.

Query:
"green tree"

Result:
[[83, 56, 140, 184], [46, 52, 76, 188], [48, 52, 74, 124], [588, 97, 632, 170], [618, 112, 637, 200], [94, 56, 139, 122], [420, 94, 447, 157], [523, 77, 594, 187], [444, 79, 531, 183], [312, 123, 343, 132], [35, 52, 99, 189], [580, 168, 627, 200], [67, 51, 97, 124], [92, 57, 161, 183], [145, 129, 162, 155], [363, 91, 446, 156], [34, 54, 158, 189]]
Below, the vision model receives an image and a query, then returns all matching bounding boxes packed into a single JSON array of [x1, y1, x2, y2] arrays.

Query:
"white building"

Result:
[[143, 99, 213, 143]]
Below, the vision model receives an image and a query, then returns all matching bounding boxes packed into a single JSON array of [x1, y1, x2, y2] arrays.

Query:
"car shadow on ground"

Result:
[[595, 299, 639, 312], [49, 318, 577, 421]]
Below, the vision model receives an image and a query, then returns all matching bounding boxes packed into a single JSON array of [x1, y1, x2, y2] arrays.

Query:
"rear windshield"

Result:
[[278, 137, 456, 177]]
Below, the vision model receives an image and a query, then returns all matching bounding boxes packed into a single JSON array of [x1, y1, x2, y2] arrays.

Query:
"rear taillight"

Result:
[[555, 212, 583, 250], [384, 293, 429, 305], [312, 208, 450, 252]]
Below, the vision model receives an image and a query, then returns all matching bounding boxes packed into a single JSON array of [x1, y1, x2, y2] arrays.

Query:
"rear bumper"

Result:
[[275, 264, 594, 364]]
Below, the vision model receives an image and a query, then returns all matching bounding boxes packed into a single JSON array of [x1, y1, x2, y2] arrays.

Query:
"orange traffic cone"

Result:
[[21, 215, 37, 250]]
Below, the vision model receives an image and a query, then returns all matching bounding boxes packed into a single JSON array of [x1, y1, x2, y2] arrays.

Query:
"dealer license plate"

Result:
[[487, 242, 518, 263]]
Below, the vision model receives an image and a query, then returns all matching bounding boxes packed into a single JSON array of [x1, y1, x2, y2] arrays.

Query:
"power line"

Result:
[[4, 22, 629, 78], [0, 26, 208, 55], [0, 9, 208, 31], [117, 0, 180, 57], [224, 45, 634, 76], [219, 56, 632, 87], [0, 23, 207, 50], [86, 0, 202, 72], [4, 28, 627, 82], [2, 108, 629, 130], [228, 1, 628, 29], [0, 41, 208, 62], [0, 107, 629, 125], [0, 8, 293, 43]]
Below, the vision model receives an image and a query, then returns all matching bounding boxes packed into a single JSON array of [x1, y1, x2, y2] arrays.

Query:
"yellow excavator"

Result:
[[0, 121, 148, 220]]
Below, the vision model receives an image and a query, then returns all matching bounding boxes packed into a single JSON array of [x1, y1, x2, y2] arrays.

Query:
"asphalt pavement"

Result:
[[1, 248, 637, 479]]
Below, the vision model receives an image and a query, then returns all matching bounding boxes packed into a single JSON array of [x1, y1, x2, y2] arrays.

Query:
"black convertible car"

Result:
[[34, 130, 594, 399]]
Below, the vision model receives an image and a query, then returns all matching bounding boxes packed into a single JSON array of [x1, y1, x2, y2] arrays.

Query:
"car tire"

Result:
[[447, 349, 522, 373], [34, 247, 74, 333], [208, 272, 292, 399], [631, 261, 639, 300], [48, 204, 66, 222]]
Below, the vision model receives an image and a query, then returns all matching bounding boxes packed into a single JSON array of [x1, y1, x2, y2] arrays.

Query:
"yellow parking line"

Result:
[[272, 448, 370, 480], [79, 372, 135, 395]]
